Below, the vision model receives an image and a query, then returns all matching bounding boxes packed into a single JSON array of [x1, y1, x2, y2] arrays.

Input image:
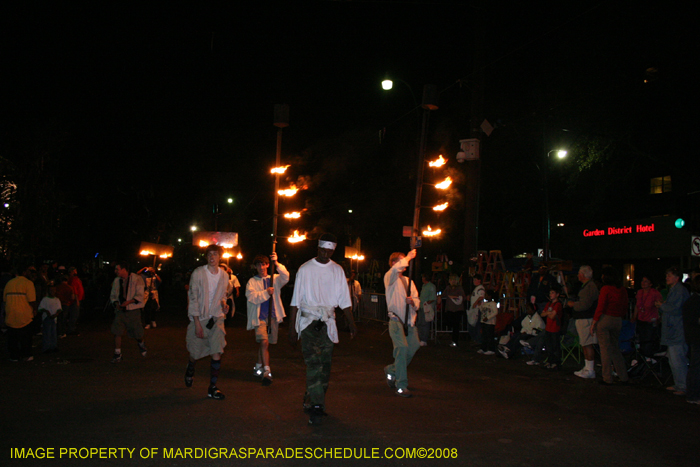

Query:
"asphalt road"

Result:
[[3, 304, 698, 467]]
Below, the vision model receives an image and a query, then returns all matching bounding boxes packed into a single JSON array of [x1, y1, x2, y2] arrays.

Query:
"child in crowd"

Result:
[[499, 302, 545, 359], [477, 289, 499, 355], [540, 286, 563, 369], [39, 283, 62, 352]]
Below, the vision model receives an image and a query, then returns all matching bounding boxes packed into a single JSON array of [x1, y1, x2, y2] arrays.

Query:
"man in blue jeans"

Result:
[[657, 266, 689, 396]]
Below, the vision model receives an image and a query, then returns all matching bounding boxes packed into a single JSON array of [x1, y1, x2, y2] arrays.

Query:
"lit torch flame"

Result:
[[288, 230, 306, 243], [221, 243, 234, 249], [284, 212, 301, 219], [236, 253, 243, 259], [222, 252, 231, 259], [198, 240, 210, 247], [433, 202, 448, 211], [429, 155, 446, 167], [435, 176, 452, 189], [159, 253, 172, 259], [278, 185, 298, 197], [423, 226, 441, 237], [351, 254, 365, 261], [271, 165, 290, 174], [140, 250, 155, 256]]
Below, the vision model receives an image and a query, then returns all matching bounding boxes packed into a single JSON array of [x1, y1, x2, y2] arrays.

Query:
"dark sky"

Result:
[[2, 2, 695, 268]]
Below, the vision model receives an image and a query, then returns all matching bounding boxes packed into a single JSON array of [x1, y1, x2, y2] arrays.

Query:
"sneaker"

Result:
[[308, 405, 325, 425], [520, 340, 531, 349], [687, 400, 700, 405], [483, 350, 495, 356], [23, 356, 34, 362], [574, 369, 596, 379], [151, 322, 157, 328], [144, 324, 151, 329], [207, 386, 225, 400], [654, 351, 667, 357], [477, 349, 485, 354], [419, 341, 428, 347], [254, 366, 264, 378], [526, 360, 539, 366], [385, 371, 396, 389], [111, 353, 123, 363], [497, 347, 509, 359], [673, 390, 686, 396], [262, 370, 273, 386], [185, 366, 194, 388], [138, 342, 147, 357], [666, 386, 677, 392], [395, 388, 412, 398], [9, 357, 19, 362]]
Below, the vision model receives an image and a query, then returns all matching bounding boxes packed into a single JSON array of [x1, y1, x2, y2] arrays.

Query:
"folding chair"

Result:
[[561, 331, 582, 365]]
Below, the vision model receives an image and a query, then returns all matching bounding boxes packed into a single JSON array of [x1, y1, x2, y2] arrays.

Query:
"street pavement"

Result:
[[3, 305, 698, 467]]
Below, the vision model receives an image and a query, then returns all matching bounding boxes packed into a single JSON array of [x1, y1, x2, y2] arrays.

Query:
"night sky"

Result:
[[2, 2, 695, 271]]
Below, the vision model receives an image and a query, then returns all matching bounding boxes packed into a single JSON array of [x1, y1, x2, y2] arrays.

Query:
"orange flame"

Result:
[[140, 250, 155, 256], [435, 176, 452, 189], [222, 252, 232, 259], [423, 226, 441, 237], [284, 212, 301, 219], [433, 202, 448, 211], [271, 165, 290, 174], [159, 253, 172, 259], [278, 185, 298, 197], [429, 154, 446, 167], [236, 253, 243, 259], [198, 240, 210, 247], [351, 254, 365, 260], [288, 230, 306, 243]]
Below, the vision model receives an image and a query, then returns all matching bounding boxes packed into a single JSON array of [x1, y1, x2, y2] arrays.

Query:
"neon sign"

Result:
[[583, 223, 655, 238]]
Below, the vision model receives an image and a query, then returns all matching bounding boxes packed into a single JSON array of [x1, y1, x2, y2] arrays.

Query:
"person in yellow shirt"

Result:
[[3, 262, 38, 362]]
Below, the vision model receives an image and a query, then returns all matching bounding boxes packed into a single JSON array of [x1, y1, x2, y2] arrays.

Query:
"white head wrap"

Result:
[[318, 240, 337, 250]]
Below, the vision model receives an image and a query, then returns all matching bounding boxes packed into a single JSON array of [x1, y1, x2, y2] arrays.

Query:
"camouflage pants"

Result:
[[301, 321, 334, 406]]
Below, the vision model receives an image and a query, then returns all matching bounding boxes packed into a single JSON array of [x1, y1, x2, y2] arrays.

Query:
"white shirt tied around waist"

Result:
[[296, 303, 339, 343]]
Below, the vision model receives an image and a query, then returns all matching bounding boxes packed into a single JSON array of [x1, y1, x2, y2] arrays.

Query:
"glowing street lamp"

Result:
[[544, 148, 568, 260], [190, 225, 198, 232]]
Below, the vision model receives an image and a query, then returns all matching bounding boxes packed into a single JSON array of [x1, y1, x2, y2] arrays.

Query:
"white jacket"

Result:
[[245, 263, 290, 330]]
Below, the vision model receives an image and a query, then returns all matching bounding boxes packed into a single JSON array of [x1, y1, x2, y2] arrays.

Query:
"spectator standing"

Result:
[[591, 267, 630, 385], [632, 275, 662, 357], [441, 274, 466, 347], [55, 276, 75, 338], [39, 283, 61, 352], [3, 263, 38, 361], [682, 275, 700, 404], [656, 266, 690, 395], [566, 265, 600, 379], [478, 289, 499, 355], [66, 267, 84, 335], [466, 274, 485, 344], [417, 273, 436, 346], [139, 267, 161, 329]]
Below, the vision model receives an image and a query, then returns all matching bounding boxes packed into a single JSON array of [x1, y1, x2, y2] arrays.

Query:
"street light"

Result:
[[544, 149, 567, 261]]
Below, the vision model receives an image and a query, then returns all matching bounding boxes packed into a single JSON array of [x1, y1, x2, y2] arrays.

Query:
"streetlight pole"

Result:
[[543, 149, 567, 261]]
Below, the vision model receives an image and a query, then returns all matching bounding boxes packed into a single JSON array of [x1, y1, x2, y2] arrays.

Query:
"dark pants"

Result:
[[544, 331, 561, 365], [481, 323, 496, 352], [301, 321, 334, 407], [445, 311, 463, 344], [143, 298, 158, 325], [7, 324, 33, 360], [687, 343, 700, 402]]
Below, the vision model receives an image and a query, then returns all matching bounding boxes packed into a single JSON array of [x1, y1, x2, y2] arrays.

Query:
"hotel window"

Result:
[[650, 176, 672, 194]]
